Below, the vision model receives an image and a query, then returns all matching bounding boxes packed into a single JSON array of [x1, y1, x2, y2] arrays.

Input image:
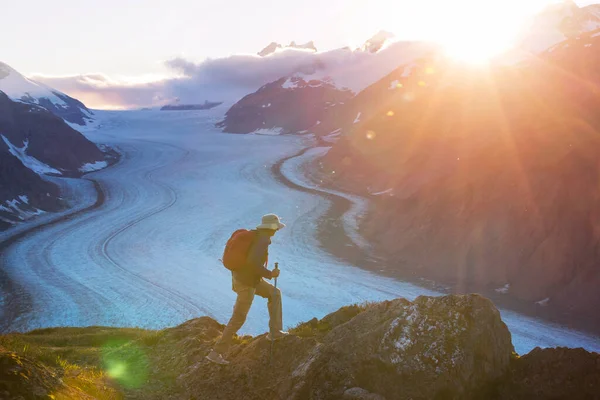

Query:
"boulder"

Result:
[[288, 294, 513, 400]]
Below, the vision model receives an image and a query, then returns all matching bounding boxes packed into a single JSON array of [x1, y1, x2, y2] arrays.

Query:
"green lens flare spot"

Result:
[[101, 339, 149, 389]]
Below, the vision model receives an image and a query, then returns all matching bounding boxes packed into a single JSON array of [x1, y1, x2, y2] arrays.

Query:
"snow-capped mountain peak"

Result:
[[517, 1, 600, 53], [257, 40, 318, 57], [362, 30, 396, 53], [0, 61, 94, 126]]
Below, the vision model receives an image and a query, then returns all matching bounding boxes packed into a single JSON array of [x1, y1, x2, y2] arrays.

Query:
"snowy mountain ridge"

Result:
[[0, 61, 94, 126], [258, 40, 318, 57], [517, 1, 600, 53]]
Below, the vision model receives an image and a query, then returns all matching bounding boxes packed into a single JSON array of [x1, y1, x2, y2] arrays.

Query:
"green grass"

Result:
[[0, 326, 164, 398], [290, 302, 371, 339]]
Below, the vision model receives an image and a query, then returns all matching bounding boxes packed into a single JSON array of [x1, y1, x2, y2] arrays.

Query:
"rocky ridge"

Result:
[[1, 294, 598, 399]]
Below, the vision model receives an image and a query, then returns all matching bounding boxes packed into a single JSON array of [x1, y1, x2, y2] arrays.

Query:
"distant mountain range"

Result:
[[258, 40, 317, 57], [161, 101, 223, 111], [218, 2, 600, 136]]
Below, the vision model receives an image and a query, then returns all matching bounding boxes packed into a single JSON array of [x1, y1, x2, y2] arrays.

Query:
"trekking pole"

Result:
[[269, 262, 279, 365]]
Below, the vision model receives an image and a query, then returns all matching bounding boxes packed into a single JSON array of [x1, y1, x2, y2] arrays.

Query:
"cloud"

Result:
[[32, 39, 433, 110]]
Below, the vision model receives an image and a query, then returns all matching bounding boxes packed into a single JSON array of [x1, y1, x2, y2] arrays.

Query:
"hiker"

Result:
[[207, 214, 289, 365]]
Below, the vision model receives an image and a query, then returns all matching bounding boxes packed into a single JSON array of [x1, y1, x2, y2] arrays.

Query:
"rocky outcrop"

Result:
[[217, 76, 353, 134], [493, 347, 600, 400], [284, 295, 512, 400], [138, 294, 514, 400], [1, 295, 598, 399], [318, 21, 600, 332]]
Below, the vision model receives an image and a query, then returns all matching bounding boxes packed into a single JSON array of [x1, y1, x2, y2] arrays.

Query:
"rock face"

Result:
[[164, 295, 513, 400], [286, 295, 513, 400], [318, 19, 600, 331], [217, 76, 353, 134], [494, 347, 600, 400], [1, 295, 598, 400], [0, 91, 107, 229]]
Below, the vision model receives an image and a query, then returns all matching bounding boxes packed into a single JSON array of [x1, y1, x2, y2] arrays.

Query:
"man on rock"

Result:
[[207, 214, 288, 365]]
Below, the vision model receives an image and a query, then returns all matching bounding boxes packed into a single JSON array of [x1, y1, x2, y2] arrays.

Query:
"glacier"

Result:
[[0, 109, 599, 355]]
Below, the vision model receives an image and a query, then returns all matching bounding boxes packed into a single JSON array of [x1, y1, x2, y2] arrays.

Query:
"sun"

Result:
[[431, 10, 525, 65], [439, 34, 514, 64], [378, 0, 555, 64]]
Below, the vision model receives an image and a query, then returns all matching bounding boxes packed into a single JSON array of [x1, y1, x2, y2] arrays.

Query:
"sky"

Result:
[[1, 0, 597, 108]]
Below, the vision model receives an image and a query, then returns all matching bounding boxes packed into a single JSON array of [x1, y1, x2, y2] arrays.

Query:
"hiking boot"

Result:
[[206, 350, 229, 365], [266, 331, 289, 341]]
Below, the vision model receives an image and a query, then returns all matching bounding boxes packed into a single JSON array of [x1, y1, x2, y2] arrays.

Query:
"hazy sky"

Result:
[[2, 0, 596, 78]]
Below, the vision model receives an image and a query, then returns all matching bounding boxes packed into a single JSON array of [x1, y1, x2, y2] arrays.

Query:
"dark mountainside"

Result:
[[316, 30, 600, 332], [22, 91, 95, 126], [217, 76, 353, 134], [0, 91, 108, 229], [1, 294, 598, 400]]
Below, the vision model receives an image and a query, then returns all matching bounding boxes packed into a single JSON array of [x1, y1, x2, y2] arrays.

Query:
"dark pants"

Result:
[[214, 276, 282, 354]]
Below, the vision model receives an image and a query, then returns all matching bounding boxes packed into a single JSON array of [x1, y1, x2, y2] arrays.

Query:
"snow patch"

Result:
[[322, 129, 342, 143], [536, 297, 550, 307], [79, 161, 108, 173], [371, 188, 393, 196], [401, 63, 417, 77], [253, 127, 284, 136], [495, 284, 510, 294], [1, 135, 61, 175], [282, 77, 298, 89], [353, 112, 362, 124], [389, 80, 400, 90], [0, 196, 45, 223]]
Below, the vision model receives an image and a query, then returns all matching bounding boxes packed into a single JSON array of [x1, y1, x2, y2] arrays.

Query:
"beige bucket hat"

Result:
[[256, 214, 286, 231]]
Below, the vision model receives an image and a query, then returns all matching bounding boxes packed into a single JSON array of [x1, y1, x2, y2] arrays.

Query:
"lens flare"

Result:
[[101, 339, 149, 389]]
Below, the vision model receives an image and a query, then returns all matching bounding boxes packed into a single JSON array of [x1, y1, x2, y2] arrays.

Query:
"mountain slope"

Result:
[[0, 62, 94, 126], [0, 91, 107, 229], [217, 76, 353, 134], [218, 41, 437, 134], [318, 26, 600, 330]]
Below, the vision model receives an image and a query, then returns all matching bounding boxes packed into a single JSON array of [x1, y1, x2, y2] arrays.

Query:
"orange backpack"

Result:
[[222, 229, 257, 271]]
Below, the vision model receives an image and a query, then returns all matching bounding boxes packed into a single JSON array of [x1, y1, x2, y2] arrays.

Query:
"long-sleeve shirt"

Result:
[[232, 231, 273, 287]]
